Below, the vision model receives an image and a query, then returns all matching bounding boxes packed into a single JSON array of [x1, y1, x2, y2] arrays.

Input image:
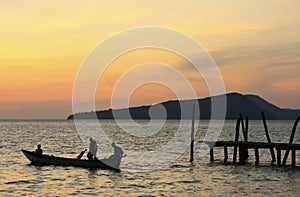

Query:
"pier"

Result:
[[205, 140, 300, 167], [193, 113, 300, 167]]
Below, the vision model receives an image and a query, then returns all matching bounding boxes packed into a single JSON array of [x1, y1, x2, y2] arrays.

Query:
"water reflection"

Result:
[[0, 120, 300, 196]]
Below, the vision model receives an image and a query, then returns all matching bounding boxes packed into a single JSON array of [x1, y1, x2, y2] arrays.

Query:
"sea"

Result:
[[0, 119, 300, 196]]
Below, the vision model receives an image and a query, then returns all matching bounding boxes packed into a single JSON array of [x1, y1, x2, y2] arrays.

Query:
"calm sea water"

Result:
[[0, 120, 300, 196]]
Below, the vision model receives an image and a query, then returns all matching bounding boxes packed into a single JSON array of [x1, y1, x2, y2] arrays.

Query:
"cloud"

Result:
[[272, 78, 300, 92], [211, 40, 300, 68], [263, 60, 300, 68]]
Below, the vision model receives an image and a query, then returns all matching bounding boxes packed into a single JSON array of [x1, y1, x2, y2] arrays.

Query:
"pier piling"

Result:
[[210, 148, 214, 162], [189, 104, 196, 163], [233, 118, 240, 164], [201, 114, 300, 168], [239, 114, 249, 163], [261, 112, 276, 163], [292, 149, 296, 166], [277, 148, 281, 167], [224, 146, 228, 162], [255, 148, 259, 165], [282, 116, 299, 166]]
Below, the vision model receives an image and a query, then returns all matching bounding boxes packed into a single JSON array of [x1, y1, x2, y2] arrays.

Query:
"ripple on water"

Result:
[[5, 180, 35, 185], [1, 120, 300, 196]]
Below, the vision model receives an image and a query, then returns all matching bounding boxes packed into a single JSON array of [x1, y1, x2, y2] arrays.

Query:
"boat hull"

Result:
[[21, 150, 121, 172]]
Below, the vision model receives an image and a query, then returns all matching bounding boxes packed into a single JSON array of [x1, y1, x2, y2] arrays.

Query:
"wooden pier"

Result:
[[193, 113, 300, 167], [205, 140, 300, 167]]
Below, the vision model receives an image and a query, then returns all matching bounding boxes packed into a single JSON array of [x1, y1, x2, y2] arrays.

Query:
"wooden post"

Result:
[[245, 116, 249, 141], [210, 148, 214, 162], [233, 118, 240, 165], [239, 145, 246, 164], [255, 148, 259, 165], [277, 148, 281, 167], [190, 104, 196, 162], [190, 139, 194, 163], [240, 114, 246, 141], [292, 149, 296, 166], [239, 114, 249, 161], [261, 112, 276, 163], [224, 146, 228, 163], [245, 116, 249, 160], [282, 116, 300, 166]]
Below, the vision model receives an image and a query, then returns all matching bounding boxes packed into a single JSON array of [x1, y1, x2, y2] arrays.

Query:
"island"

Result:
[[68, 93, 300, 120]]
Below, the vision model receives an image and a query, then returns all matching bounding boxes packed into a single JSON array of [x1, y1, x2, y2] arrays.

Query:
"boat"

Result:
[[21, 149, 121, 172]]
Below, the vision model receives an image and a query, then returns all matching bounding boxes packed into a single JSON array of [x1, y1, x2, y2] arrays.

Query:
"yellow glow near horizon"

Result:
[[1, 0, 300, 118], [95, 48, 208, 110]]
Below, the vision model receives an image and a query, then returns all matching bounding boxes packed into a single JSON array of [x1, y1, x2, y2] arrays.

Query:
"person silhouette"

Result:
[[35, 144, 43, 156], [111, 142, 123, 158], [88, 138, 98, 160]]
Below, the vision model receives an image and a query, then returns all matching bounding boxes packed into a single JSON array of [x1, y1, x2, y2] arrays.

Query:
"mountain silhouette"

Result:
[[68, 92, 299, 120]]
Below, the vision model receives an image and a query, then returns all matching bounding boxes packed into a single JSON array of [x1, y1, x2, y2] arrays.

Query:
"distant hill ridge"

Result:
[[68, 92, 299, 120]]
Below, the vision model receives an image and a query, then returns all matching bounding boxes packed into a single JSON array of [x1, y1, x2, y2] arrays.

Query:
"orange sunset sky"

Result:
[[1, 0, 300, 119]]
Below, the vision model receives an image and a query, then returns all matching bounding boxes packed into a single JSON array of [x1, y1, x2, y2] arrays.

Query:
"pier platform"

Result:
[[202, 140, 300, 167]]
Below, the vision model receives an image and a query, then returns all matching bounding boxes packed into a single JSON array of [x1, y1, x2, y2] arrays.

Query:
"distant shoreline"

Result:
[[68, 92, 300, 120]]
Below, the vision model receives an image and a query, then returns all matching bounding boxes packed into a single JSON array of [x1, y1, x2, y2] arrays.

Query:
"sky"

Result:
[[0, 0, 300, 119]]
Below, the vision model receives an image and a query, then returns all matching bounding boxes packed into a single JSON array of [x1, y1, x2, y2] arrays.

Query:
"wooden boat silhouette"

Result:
[[21, 149, 121, 172]]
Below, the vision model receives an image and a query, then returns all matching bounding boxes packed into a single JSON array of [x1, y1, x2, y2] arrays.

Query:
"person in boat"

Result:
[[35, 144, 43, 156], [87, 138, 98, 160], [110, 142, 123, 159]]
